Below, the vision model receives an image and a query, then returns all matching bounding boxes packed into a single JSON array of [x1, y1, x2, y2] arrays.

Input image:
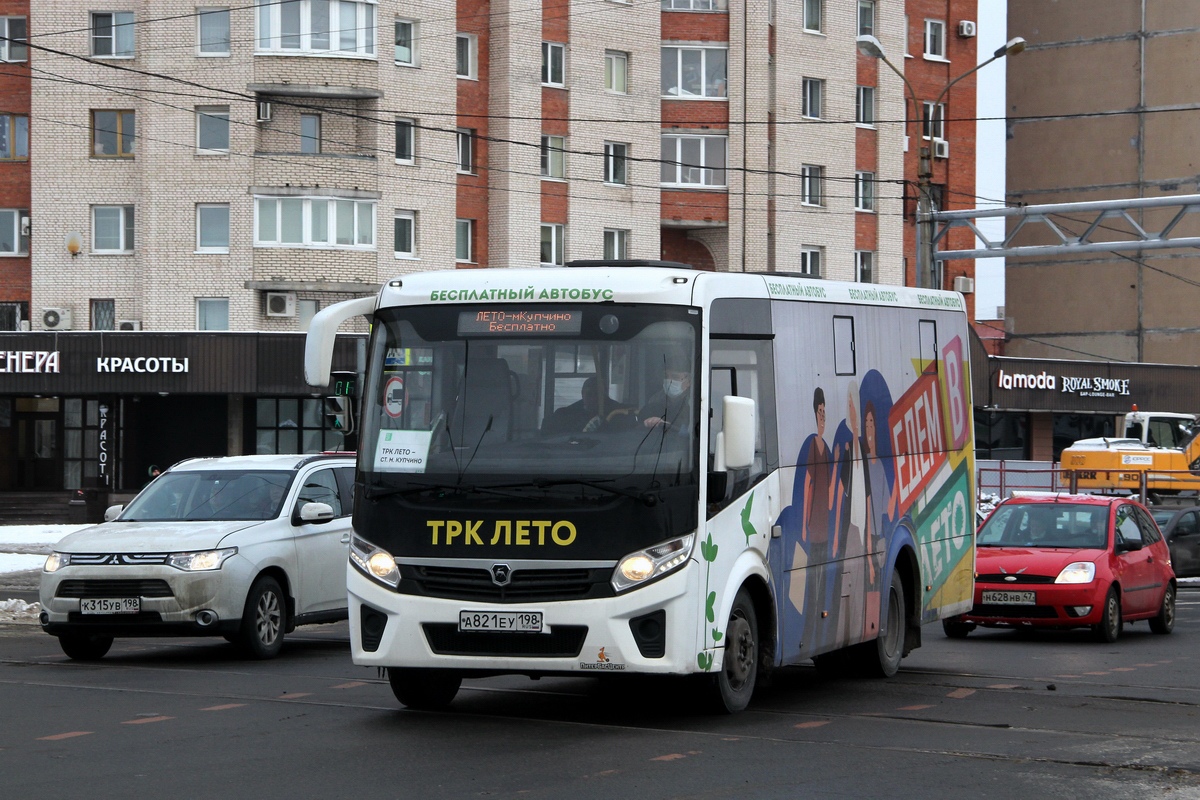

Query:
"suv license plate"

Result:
[[982, 590, 1035, 605], [458, 611, 543, 633], [80, 598, 140, 615]]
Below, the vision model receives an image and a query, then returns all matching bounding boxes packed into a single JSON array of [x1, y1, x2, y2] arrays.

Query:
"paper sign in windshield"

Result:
[[374, 429, 432, 472]]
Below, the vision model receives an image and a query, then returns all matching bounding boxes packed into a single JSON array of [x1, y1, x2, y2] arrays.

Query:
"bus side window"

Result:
[[919, 319, 938, 374], [708, 342, 778, 517]]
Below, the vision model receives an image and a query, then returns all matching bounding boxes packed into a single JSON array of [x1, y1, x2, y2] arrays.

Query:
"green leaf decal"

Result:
[[702, 533, 718, 563], [705, 591, 716, 623], [740, 493, 757, 544], [697, 652, 713, 671], [711, 628, 723, 642]]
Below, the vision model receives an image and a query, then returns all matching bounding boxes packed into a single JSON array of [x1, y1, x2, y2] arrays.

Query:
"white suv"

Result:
[[39, 454, 356, 660]]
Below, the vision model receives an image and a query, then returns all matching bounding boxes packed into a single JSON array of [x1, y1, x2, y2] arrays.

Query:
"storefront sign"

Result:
[[0, 350, 60, 373], [996, 369, 1131, 398], [95, 356, 190, 373], [98, 403, 110, 486]]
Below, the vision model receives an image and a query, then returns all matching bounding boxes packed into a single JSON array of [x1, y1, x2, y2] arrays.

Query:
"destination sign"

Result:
[[457, 310, 582, 335]]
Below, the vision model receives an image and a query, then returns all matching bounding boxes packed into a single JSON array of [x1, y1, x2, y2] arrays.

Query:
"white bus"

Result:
[[305, 263, 975, 713]]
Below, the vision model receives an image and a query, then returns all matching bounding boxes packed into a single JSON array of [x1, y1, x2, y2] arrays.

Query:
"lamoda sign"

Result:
[[996, 369, 1131, 399]]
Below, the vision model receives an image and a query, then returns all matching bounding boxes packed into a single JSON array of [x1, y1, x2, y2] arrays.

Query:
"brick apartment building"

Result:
[[2, 0, 983, 497], [0, 0, 29, 329]]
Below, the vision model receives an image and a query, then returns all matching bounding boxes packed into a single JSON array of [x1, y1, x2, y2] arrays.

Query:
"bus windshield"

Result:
[[358, 303, 701, 496]]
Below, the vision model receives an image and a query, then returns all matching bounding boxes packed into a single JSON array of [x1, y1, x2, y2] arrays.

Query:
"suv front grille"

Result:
[[67, 553, 171, 566], [56, 579, 174, 599], [400, 565, 613, 603]]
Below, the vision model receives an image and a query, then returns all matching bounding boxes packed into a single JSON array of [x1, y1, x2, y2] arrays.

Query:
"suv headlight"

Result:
[[350, 535, 400, 589], [44, 552, 70, 573], [612, 533, 694, 593], [168, 548, 237, 572], [1055, 561, 1096, 584]]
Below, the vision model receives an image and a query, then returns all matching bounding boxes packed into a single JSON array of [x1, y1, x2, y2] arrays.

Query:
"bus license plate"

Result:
[[80, 598, 140, 614], [458, 611, 543, 633], [982, 590, 1035, 605]]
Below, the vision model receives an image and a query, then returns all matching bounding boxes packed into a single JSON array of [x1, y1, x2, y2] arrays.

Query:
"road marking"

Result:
[[897, 704, 933, 711], [200, 704, 246, 711], [1055, 674, 1081, 678], [278, 692, 313, 699], [1084, 671, 1109, 676], [795, 720, 830, 729], [946, 688, 975, 699], [1111, 667, 1135, 672], [330, 681, 366, 689], [1134, 663, 1157, 668], [37, 731, 92, 741], [122, 716, 173, 725], [987, 684, 1020, 689], [651, 753, 687, 761]]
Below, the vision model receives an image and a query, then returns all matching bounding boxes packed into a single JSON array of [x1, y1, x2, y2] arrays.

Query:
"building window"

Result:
[[661, 0, 727, 9], [856, 86, 875, 126], [0, 17, 28, 62], [540, 223, 565, 266], [394, 210, 415, 258], [0, 114, 29, 160], [603, 229, 628, 260], [799, 246, 822, 277], [196, 106, 230, 153], [542, 42, 565, 86], [854, 171, 875, 211], [456, 33, 476, 78], [300, 114, 321, 153], [91, 110, 135, 158], [90, 299, 116, 331], [256, 398, 345, 454], [394, 18, 416, 65], [925, 19, 946, 59], [197, 204, 230, 252], [857, 0, 874, 36], [922, 102, 945, 139], [660, 134, 727, 187], [661, 46, 727, 98], [0, 209, 30, 255], [254, 197, 376, 248], [197, 7, 230, 55], [456, 219, 474, 262], [456, 128, 474, 172], [541, 135, 565, 179], [604, 142, 628, 185], [298, 299, 319, 331], [256, 0, 376, 56], [196, 298, 229, 330], [605, 50, 628, 93], [800, 164, 824, 206], [803, 0, 821, 32], [395, 118, 414, 163], [855, 251, 874, 283], [91, 12, 135, 57], [0, 302, 26, 330], [92, 205, 134, 253], [802, 78, 823, 119]]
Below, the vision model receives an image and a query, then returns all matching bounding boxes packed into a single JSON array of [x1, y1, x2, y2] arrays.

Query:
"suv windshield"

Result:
[[122, 471, 293, 521], [978, 502, 1109, 549], [358, 303, 701, 496]]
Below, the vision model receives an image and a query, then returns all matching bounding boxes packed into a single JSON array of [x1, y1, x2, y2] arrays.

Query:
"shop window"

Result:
[[975, 410, 1028, 460], [1052, 413, 1114, 462], [255, 397, 345, 454], [63, 398, 117, 490]]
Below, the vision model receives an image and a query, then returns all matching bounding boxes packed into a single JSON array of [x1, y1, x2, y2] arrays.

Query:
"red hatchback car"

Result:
[[945, 493, 1176, 642]]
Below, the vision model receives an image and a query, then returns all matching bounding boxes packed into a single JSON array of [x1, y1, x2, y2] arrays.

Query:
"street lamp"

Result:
[[856, 34, 1026, 290]]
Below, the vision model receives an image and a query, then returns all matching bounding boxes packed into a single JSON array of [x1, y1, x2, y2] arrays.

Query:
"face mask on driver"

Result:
[[663, 378, 686, 398]]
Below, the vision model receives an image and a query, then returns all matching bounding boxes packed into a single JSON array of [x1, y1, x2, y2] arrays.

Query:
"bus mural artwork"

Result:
[[305, 264, 975, 713]]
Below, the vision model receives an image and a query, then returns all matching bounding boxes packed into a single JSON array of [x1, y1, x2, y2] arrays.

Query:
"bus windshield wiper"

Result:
[[531, 478, 659, 506], [363, 481, 519, 500]]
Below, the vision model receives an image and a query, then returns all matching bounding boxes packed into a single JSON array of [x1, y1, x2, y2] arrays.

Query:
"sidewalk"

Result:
[[0, 524, 91, 620]]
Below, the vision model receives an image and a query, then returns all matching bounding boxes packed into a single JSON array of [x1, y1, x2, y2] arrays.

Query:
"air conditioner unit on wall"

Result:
[[20, 215, 30, 236], [933, 138, 950, 159], [256, 101, 272, 122], [118, 319, 142, 331], [958, 20, 977, 37], [42, 308, 72, 330], [953, 276, 975, 294], [265, 291, 297, 318]]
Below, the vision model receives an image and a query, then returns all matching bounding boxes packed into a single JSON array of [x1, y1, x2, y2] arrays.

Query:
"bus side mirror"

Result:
[[723, 396, 756, 470]]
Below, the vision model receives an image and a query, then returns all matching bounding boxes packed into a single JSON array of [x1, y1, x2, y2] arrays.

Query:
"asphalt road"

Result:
[[2, 588, 1199, 800]]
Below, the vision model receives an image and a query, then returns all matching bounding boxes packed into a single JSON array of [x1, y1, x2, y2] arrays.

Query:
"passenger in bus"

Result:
[[543, 376, 627, 434], [639, 352, 692, 430]]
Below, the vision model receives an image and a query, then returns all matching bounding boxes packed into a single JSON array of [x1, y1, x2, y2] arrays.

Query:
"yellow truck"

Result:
[[1061, 409, 1200, 496]]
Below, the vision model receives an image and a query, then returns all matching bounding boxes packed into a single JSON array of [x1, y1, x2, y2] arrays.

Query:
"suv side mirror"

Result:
[[297, 502, 335, 524], [103, 504, 124, 522]]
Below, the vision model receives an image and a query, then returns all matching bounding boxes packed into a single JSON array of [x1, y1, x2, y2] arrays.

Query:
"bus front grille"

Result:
[[421, 623, 588, 658], [401, 565, 613, 602]]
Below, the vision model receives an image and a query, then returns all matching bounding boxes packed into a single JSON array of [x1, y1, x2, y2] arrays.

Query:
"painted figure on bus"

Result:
[[859, 371, 899, 640], [800, 386, 836, 651], [832, 382, 869, 644]]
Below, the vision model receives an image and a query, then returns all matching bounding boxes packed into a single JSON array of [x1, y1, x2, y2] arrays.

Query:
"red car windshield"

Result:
[[978, 503, 1108, 549]]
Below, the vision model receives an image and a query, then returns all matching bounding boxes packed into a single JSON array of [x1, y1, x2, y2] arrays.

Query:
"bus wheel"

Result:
[[706, 588, 758, 714], [388, 668, 461, 710], [850, 570, 906, 678]]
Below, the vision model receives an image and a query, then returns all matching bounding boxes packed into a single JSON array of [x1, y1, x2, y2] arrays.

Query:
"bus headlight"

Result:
[[350, 535, 400, 589], [612, 533, 694, 593], [1054, 561, 1096, 584]]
